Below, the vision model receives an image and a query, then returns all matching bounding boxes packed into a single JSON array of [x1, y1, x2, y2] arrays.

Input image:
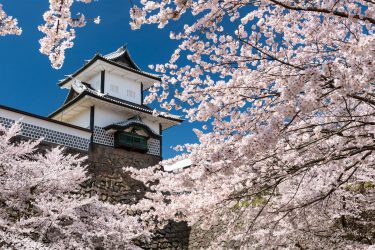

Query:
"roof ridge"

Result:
[[100, 55, 160, 79], [103, 45, 143, 71], [104, 46, 126, 58], [58, 55, 161, 87]]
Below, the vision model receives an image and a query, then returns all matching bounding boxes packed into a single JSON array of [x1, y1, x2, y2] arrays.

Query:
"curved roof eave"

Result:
[[104, 122, 161, 139], [58, 55, 162, 88], [48, 90, 184, 124], [104, 45, 142, 71]]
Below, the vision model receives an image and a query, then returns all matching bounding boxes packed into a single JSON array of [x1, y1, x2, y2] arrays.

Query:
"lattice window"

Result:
[[127, 89, 135, 98], [110, 84, 119, 93]]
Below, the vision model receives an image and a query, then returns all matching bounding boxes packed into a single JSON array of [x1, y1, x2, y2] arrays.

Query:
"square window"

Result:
[[110, 84, 119, 93], [127, 89, 135, 98]]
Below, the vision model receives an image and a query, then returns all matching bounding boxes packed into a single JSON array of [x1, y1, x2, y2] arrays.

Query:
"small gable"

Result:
[[104, 116, 160, 139], [64, 88, 79, 104], [104, 46, 141, 71]]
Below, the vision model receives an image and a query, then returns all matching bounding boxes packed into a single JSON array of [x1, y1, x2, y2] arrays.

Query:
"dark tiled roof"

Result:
[[103, 45, 142, 71], [48, 89, 183, 123], [104, 116, 161, 139], [58, 47, 161, 87]]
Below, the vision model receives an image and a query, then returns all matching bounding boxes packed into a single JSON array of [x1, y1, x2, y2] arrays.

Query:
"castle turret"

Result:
[[49, 46, 182, 158]]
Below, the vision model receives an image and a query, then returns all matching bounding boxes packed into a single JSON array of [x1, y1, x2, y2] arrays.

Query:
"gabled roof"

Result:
[[103, 45, 141, 71], [58, 46, 161, 88], [49, 88, 183, 124], [104, 116, 161, 139], [63, 88, 79, 104]]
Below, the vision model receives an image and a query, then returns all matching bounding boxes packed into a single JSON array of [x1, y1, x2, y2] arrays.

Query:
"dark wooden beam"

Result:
[[90, 106, 95, 144], [159, 123, 162, 158], [100, 70, 105, 93]]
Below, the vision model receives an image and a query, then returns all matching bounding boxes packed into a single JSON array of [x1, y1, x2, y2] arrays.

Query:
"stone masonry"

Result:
[[83, 144, 191, 250], [82, 144, 160, 205]]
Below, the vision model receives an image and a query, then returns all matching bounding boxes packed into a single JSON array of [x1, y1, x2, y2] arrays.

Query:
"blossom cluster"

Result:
[[38, 0, 96, 69], [0, 123, 148, 249], [0, 1, 100, 69], [0, 4, 21, 36], [128, 0, 375, 248]]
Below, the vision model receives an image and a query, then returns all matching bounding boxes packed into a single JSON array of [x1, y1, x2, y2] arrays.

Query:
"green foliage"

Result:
[[234, 191, 270, 209], [345, 181, 374, 193]]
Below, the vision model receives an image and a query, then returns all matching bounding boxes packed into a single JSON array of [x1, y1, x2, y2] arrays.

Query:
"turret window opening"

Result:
[[114, 125, 150, 152], [127, 89, 135, 98]]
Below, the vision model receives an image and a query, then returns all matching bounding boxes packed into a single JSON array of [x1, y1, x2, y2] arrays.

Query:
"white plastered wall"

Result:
[[88, 73, 101, 91], [60, 104, 161, 135], [142, 118, 160, 135], [105, 73, 142, 104], [0, 108, 91, 139], [65, 109, 91, 128], [94, 106, 129, 127]]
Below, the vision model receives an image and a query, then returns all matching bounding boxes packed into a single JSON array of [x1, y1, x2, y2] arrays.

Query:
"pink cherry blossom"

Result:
[[0, 123, 149, 249], [128, 0, 375, 248], [0, 4, 21, 36]]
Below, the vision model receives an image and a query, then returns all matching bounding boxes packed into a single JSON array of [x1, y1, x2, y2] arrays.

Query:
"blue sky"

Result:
[[0, 0, 198, 159]]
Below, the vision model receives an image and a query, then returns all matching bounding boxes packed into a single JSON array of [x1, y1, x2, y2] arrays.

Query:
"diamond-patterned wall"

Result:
[[93, 126, 115, 146], [147, 138, 160, 156], [0, 116, 90, 151], [0, 116, 161, 155]]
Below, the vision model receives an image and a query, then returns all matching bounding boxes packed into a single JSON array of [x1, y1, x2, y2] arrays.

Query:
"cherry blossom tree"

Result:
[[38, 0, 99, 69], [126, 0, 375, 248], [0, 123, 148, 249], [0, 0, 374, 248], [0, 4, 21, 36], [0, 0, 98, 69]]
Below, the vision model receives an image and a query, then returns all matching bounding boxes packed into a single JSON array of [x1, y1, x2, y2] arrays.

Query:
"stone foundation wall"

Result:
[[81, 144, 160, 204], [137, 221, 190, 250], [84, 144, 192, 249], [35, 141, 200, 249]]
